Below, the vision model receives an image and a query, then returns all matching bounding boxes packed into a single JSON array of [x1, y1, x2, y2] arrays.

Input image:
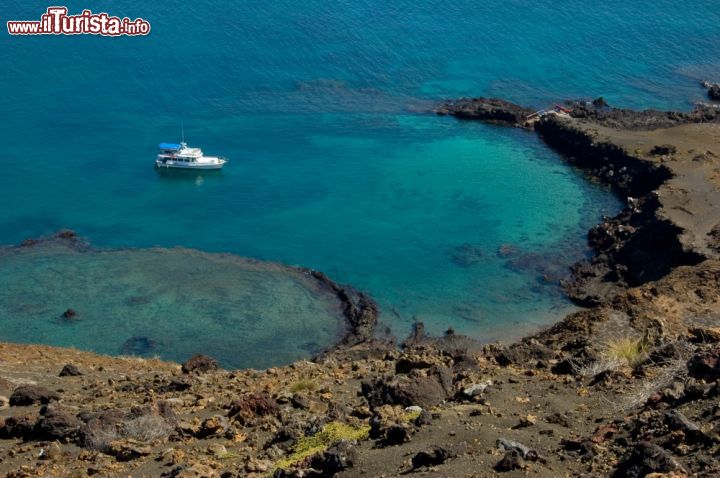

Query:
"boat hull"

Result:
[[155, 160, 226, 170]]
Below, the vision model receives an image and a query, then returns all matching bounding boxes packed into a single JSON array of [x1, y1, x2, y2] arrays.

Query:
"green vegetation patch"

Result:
[[274, 421, 370, 471]]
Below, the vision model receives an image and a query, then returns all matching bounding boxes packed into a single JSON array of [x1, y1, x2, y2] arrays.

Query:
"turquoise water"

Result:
[[0, 1, 717, 364], [0, 241, 346, 368]]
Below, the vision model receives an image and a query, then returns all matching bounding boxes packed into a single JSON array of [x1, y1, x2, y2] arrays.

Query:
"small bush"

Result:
[[82, 425, 120, 451], [121, 414, 174, 442], [606, 337, 647, 369], [289, 379, 317, 393], [83, 414, 173, 451]]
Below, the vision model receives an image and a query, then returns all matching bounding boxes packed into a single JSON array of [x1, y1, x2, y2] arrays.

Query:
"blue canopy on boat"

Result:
[[159, 143, 181, 150]]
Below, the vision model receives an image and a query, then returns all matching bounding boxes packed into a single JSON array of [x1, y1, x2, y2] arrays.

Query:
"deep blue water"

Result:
[[0, 1, 718, 364]]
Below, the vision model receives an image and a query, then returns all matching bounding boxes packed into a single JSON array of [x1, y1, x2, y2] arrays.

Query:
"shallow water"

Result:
[[0, 241, 345, 368], [1, 1, 717, 366]]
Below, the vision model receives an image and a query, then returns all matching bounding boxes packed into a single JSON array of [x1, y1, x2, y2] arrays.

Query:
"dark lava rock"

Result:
[[382, 423, 411, 446], [649, 144, 677, 156], [59, 363, 82, 377], [592, 97, 609, 108], [361, 366, 453, 409], [707, 83, 720, 101], [158, 376, 193, 393], [436, 97, 535, 126], [412, 446, 453, 469], [568, 101, 720, 130], [34, 404, 82, 439], [9, 385, 60, 406], [309, 441, 357, 476], [181, 354, 219, 374], [495, 340, 555, 367], [495, 450, 525, 472], [55, 230, 77, 240], [613, 441, 685, 478], [0, 413, 38, 439], [227, 393, 278, 425], [414, 410, 433, 427], [395, 357, 434, 374], [665, 410, 706, 442], [687, 347, 720, 379]]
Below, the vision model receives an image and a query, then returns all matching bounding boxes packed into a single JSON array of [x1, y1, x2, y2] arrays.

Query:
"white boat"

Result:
[[155, 142, 228, 170]]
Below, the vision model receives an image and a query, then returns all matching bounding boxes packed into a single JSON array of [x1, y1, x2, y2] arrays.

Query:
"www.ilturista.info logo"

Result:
[[7, 7, 151, 36]]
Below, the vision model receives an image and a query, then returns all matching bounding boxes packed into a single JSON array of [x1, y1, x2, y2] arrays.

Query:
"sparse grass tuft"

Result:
[[289, 379, 317, 393], [606, 337, 648, 369], [83, 414, 173, 451], [121, 414, 174, 442], [274, 421, 370, 471]]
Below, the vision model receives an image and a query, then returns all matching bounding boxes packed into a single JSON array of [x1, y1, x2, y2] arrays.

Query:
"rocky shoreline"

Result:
[[2, 92, 720, 477]]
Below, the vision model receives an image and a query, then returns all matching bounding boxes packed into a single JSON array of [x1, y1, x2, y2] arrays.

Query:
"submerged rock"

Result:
[[447, 243, 484, 267], [121, 336, 157, 356]]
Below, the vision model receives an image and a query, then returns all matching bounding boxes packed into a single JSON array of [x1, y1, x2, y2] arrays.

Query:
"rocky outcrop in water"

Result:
[[435, 97, 535, 126], [701, 80, 720, 101]]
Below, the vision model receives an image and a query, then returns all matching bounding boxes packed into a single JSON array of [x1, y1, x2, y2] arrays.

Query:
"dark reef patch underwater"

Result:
[[0, 234, 354, 369]]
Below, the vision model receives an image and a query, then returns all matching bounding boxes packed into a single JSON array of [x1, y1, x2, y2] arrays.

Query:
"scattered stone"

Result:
[[35, 404, 82, 439], [382, 423, 411, 446], [290, 393, 310, 410], [411, 446, 453, 469], [495, 449, 525, 472], [227, 393, 278, 425], [159, 376, 193, 393], [665, 410, 705, 442], [514, 414, 537, 428], [361, 366, 453, 408], [614, 441, 686, 477], [462, 379, 492, 398], [38, 441, 62, 460], [497, 438, 533, 459], [196, 415, 229, 438], [689, 327, 720, 343], [181, 354, 218, 374], [310, 440, 357, 475], [687, 347, 720, 379], [0, 412, 38, 439], [649, 144, 677, 156], [9, 385, 60, 406], [107, 440, 152, 461], [59, 364, 82, 377], [591, 423, 618, 444]]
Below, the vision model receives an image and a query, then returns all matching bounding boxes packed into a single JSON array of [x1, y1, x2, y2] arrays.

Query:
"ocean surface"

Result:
[[0, 1, 718, 367]]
